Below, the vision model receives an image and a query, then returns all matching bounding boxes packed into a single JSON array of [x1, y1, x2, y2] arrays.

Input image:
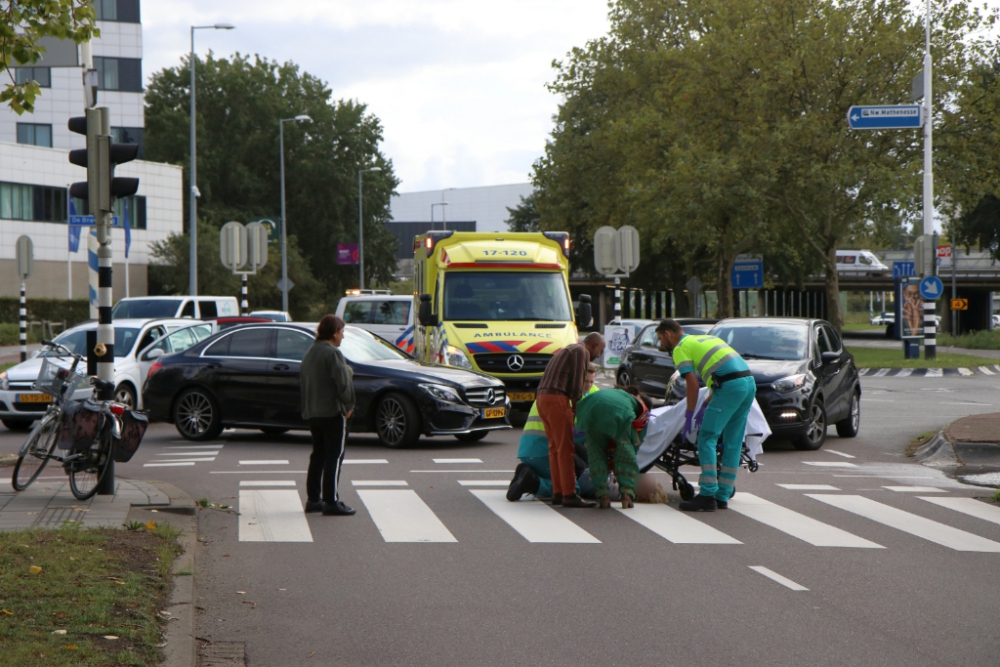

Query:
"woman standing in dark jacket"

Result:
[[300, 315, 356, 516]]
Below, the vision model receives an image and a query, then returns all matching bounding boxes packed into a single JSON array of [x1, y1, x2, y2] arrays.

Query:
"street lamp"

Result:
[[358, 166, 382, 290], [430, 202, 448, 230], [279, 115, 312, 312], [189, 22, 235, 296]]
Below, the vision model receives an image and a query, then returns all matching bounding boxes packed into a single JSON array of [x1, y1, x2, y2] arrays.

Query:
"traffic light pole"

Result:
[[922, 0, 936, 360]]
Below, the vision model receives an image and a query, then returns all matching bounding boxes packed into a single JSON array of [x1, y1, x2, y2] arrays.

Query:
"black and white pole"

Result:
[[240, 274, 248, 315], [613, 276, 621, 324], [921, 0, 936, 361], [19, 283, 27, 362], [95, 107, 116, 495]]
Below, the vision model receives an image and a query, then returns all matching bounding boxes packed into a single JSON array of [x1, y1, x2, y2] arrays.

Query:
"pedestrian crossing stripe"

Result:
[[472, 490, 601, 543], [858, 366, 1000, 377]]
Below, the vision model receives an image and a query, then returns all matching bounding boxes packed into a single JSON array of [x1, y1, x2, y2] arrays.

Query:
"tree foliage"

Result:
[[144, 53, 400, 310], [1, 0, 97, 113]]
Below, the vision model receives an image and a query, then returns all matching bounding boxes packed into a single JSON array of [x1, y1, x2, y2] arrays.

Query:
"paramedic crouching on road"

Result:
[[655, 319, 754, 512]]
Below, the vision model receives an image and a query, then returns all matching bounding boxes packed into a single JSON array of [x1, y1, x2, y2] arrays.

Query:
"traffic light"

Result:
[[68, 107, 139, 215]]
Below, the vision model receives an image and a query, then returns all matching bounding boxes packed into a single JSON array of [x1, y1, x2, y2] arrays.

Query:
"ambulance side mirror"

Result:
[[418, 293, 437, 327], [577, 294, 593, 328]]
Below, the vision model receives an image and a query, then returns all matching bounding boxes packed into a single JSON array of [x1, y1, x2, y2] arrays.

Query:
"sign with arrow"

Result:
[[919, 275, 944, 300], [847, 105, 922, 130]]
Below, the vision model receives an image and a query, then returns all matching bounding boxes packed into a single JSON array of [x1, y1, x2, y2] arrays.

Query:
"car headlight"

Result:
[[0, 372, 7, 391], [772, 373, 812, 393], [419, 383, 463, 403], [443, 345, 473, 370]]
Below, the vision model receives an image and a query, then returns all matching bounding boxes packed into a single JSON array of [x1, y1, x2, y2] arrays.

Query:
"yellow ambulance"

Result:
[[413, 230, 592, 409]]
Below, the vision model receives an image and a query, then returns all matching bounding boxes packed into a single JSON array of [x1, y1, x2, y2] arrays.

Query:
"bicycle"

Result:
[[11, 340, 132, 500]]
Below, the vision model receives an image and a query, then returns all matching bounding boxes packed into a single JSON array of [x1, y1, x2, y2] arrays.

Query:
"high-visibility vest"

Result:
[[672, 334, 745, 388]]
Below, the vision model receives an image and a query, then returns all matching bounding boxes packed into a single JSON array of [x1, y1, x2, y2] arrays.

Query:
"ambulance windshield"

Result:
[[443, 272, 572, 322]]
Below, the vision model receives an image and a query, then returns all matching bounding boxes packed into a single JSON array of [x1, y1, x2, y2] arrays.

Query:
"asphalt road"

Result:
[[3, 375, 1000, 666]]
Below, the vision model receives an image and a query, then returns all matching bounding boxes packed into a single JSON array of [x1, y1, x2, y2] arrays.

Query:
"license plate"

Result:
[[16, 393, 52, 403], [482, 407, 506, 419], [508, 392, 535, 402]]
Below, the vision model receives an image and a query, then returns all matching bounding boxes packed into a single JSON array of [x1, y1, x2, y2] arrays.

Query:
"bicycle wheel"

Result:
[[68, 429, 114, 501], [12, 415, 60, 491]]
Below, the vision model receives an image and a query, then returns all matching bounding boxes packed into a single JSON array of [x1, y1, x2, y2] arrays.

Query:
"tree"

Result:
[[144, 53, 400, 308], [505, 194, 540, 232], [1, 0, 97, 114]]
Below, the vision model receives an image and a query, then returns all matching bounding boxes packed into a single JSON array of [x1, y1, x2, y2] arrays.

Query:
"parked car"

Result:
[[0, 318, 191, 430], [664, 318, 860, 450], [336, 294, 414, 353], [870, 311, 895, 326], [249, 310, 292, 322], [615, 319, 718, 395], [142, 323, 511, 447], [111, 295, 239, 320], [134, 317, 272, 379]]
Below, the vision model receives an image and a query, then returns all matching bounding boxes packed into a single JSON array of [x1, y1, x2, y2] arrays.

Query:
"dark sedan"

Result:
[[142, 323, 511, 447], [616, 319, 718, 396]]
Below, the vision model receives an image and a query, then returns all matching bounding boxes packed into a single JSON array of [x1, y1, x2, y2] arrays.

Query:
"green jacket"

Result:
[[300, 340, 356, 420]]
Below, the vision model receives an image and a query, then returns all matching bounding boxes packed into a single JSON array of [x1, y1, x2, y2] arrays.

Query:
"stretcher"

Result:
[[635, 387, 771, 500]]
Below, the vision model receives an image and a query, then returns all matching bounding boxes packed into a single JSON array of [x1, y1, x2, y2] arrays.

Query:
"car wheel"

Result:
[[1, 419, 34, 431], [835, 390, 861, 438], [617, 370, 630, 387], [260, 427, 290, 435], [114, 383, 137, 410], [793, 398, 827, 450], [173, 388, 224, 441], [455, 431, 489, 443], [375, 392, 421, 448]]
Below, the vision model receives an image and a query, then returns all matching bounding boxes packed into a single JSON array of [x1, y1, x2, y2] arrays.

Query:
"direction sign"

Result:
[[593, 225, 640, 276], [616, 225, 640, 274], [919, 276, 944, 300], [220, 221, 248, 271], [685, 277, 703, 294], [16, 235, 33, 279], [69, 215, 120, 227], [951, 298, 969, 311], [731, 260, 763, 289], [893, 261, 915, 278], [847, 105, 922, 130]]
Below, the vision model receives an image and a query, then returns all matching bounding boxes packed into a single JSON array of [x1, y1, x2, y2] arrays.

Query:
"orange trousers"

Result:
[[536, 393, 577, 496]]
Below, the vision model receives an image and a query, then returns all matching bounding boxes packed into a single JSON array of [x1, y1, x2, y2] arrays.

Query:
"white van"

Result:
[[112, 296, 239, 320], [835, 250, 889, 274], [335, 294, 414, 354]]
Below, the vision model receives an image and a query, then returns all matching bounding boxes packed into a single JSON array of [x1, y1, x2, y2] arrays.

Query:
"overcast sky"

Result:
[[141, 1, 610, 193]]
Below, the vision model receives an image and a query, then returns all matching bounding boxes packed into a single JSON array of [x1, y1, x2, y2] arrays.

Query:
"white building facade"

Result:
[[389, 182, 533, 232]]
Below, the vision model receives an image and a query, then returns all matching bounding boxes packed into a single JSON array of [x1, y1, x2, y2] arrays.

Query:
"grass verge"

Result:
[[0, 523, 181, 666], [937, 330, 1000, 350], [0, 323, 39, 347], [848, 346, 1000, 369]]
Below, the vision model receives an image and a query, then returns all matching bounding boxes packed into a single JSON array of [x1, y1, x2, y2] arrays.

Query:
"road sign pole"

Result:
[[240, 273, 248, 316], [19, 282, 26, 362], [614, 277, 621, 324], [952, 231, 958, 335]]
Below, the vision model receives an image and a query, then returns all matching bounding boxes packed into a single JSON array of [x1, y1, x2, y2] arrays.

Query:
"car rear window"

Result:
[[275, 330, 313, 361], [111, 299, 181, 319], [204, 329, 274, 358]]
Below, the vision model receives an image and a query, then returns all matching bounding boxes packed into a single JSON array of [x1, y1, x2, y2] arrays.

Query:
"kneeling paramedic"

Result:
[[655, 319, 754, 511]]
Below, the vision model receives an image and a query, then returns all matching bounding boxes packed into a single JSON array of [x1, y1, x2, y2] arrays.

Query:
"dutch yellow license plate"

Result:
[[508, 392, 535, 402], [17, 393, 52, 403], [482, 407, 506, 419]]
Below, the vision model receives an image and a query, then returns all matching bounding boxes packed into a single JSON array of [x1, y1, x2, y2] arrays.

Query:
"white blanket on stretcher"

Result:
[[635, 387, 771, 471]]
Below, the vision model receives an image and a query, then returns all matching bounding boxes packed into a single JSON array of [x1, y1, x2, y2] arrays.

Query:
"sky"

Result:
[[141, 1, 612, 193]]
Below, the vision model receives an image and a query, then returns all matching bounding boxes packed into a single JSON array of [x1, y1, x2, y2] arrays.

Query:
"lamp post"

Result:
[[279, 115, 312, 312], [358, 167, 382, 290], [189, 22, 235, 296], [430, 202, 448, 230]]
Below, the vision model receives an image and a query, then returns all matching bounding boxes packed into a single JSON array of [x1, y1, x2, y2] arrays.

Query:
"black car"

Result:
[[616, 319, 718, 396], [664, 318, 860, 450], [142, 323, 511, 447]]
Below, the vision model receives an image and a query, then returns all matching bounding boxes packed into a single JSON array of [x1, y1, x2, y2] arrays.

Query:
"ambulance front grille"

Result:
[[473, 354, 551, 374]]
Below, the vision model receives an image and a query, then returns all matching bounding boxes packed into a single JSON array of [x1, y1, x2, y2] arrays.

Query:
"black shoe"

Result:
[[304, 500, 324, 514], [506, 463, 540, 501], [716, 499, 728, 510], [679, 495, 717, 512], [322, 501, 356, 516], [561, 494, 597, 508]]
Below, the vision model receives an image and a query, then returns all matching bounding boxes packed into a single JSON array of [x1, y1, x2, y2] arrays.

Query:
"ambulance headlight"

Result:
[[443, 345, 473, 370]]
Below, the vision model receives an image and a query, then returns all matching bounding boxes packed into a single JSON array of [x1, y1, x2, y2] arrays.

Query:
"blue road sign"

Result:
[[69, 215, 120, 227], [919, 276, 944, 300], [847, 105, 922, 130], [893, 261, 915, 277], [731, 261, 764, 289]]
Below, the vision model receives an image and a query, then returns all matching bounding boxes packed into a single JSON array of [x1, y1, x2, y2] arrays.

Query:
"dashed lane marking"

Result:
[[749, 566, 808, 591]]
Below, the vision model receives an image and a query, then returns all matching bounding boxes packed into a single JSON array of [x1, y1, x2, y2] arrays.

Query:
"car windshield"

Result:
[[48, 327, 143, 358], [710, 323, 809, 361], [339, 329, 408, 363], [112, 299, 181, 319], [145, 324, 213, 357], [443, 272, 572, 321]]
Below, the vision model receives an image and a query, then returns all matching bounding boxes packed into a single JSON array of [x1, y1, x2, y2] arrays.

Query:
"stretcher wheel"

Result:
[[679, 481, 695, 501], [748, 460, 759, 473]]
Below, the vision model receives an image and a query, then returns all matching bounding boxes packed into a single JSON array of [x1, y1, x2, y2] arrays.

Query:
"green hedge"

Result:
[[0, 298, 91, 328], [0, 323, 40, 346]]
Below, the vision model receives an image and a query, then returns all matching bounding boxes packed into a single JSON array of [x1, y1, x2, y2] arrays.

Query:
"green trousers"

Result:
[[585, 435, 639, 499], [696, 375, 756, 502]]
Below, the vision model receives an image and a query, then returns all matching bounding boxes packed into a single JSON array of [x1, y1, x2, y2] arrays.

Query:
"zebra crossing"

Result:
[[857, 365, 1000, 377], [143, 443, 224, 467]]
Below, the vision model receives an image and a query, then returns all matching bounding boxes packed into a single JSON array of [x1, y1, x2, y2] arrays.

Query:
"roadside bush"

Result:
[[0, 298, 90, 328], [0, 323, 40, 346], [937, 330, 1000, 350]]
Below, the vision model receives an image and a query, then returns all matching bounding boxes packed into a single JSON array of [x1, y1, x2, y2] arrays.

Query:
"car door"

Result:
[[812, 324, 843, 420], [820, 324, 850, 420], [200, 328, 273, 424], [635, 325, 676, 395], [267, 329, 315, 427]]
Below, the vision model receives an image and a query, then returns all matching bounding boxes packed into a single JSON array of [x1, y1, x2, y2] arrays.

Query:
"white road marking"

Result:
[[143, 462, 197, 468], [803, 462, 858, 468], [238, 490, 314, 542], [433, 458, 483, 464], [411, 469, 516, 473], [749, 566, 808, 591], [919, 497, 1000, 526], [807, 494, 1000, 552], [978, 366, 995, 375], [240, 480, 296, 487], [144, 457, 215, 463], [470, 490, 601, 543], [883, 486, 946, 493], [824, 450, 856, 459], [357, 490, 457, 543], [777, 484, 841, 491], [239, 460, 289, 465], [894, 368, 914, 378], [351, 480, 408, 487], [872, 369, 890, 377], [958, 368, 974, 376], [164, 445, 223, 449], [458, 480, 510, 486], [210, 470, 308, 474], [156, 452, 220, 457], [728, 493, 882, 548], [615, 504, 741, 544], [857, 368, 870, 376], [925, 368, 944, 378], [343, 459, 388, 464]]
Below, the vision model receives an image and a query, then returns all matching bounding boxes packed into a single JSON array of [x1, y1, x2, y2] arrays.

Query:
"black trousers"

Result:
[[307, 416, 347, 504]]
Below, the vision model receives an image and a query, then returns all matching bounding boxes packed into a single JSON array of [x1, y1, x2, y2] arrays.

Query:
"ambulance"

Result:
[[413, 230, 592, 408]]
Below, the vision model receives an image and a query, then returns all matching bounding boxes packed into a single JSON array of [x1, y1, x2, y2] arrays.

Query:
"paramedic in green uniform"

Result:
[[655, 319, 755, 512]]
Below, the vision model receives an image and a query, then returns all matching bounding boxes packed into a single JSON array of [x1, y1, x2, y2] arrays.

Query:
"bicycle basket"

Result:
[[114, 410, 149, 463], [58, 400, 103, 451], [34, 358, 85, 400]]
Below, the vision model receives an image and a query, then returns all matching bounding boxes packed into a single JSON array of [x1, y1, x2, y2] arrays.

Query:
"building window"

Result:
[[16, 123, 53, 148], [0, 182, 67, 223], [113, 195, 147, 230], [111, 126, 144, 159], [95, 0, 140, 23], [94, 57, 142, 92], [94, 0, 117, 20], [14, 67, 51, 87]]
